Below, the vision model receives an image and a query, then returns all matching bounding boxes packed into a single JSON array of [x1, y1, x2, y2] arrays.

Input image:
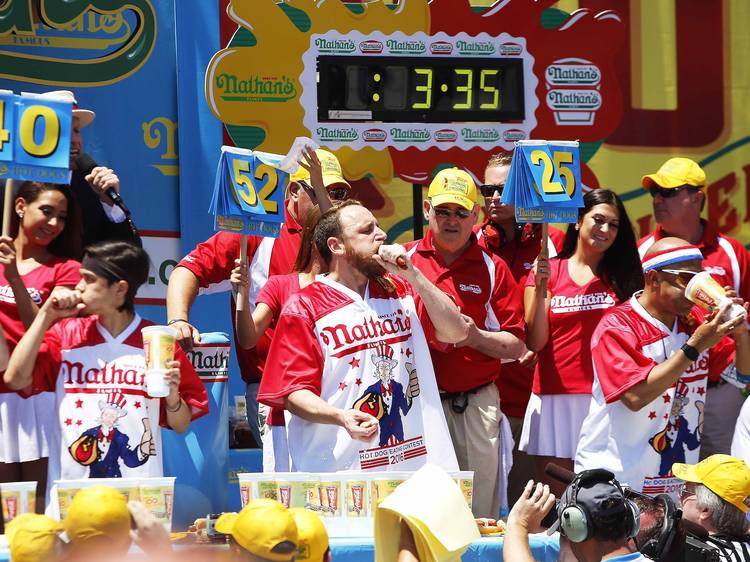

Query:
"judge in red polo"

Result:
[[405, 168, 526, 518]]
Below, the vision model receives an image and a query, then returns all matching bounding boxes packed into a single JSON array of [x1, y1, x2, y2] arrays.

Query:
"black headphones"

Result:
[[559, 469, 641, 543]]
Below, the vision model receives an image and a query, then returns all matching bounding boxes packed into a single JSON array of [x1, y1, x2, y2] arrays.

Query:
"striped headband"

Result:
[[642, 245, 703, 272]]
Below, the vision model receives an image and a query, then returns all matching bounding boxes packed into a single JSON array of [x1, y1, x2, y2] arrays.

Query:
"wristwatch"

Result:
[[681, 342, 700, 362]]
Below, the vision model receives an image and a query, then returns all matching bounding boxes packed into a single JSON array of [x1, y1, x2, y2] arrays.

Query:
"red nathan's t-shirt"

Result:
[[526, 258, 617, 395], [405, 231, 525, 393], [0, 256, 80, 394], [177, 207, 302, 383], [256, 273, 301, 426]]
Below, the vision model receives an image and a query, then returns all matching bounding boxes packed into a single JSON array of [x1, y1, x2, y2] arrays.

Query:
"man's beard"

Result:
[[345, 243, 386, 280]]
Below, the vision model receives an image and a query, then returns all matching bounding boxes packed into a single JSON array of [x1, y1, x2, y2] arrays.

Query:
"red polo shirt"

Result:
[[177, 207, 302, 382], [405, 230, 525, 393], [474, 221, 565, 417]]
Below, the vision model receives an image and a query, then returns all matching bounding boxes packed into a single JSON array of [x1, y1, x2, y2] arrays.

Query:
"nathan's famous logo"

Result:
[[503, 129, 526, 141], [456, 40, 495, 56], [217, 216, 245, 232], [433, 129, 457, 142], [461, 128, 501, 142], [359, 40, 383, 54], [546, 62, 601, 86], [214, 73, 296, 102], [314, 37, 356, 54], [499, 42, 523, 56], [319, 314, 412, 350], [546, 89, 602, 110], [0, 0, 156, 86], [363, 129, 387, 142], [317, 127, 359, 142], [386, 39, 426, 55], [429, 41, 452, 55], [390, 128, 430, 143]]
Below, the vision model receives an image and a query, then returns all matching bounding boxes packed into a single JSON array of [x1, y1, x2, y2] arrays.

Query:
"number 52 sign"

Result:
[[0, 92, 72, 183], [503, 140, 583, 224], [209, 146, 288, 238]]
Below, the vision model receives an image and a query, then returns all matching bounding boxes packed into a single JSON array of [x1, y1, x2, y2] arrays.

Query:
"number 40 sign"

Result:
[[0, 91, 72, 184], [503, 140, 583, 224]]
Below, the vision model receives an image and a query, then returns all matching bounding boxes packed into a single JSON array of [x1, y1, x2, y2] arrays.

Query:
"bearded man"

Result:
[[258, 201, 466, 473]]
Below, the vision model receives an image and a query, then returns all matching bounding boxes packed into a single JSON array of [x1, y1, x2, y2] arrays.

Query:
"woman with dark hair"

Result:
[[0, 181, 83, 514], [520, 189, 643, 493]]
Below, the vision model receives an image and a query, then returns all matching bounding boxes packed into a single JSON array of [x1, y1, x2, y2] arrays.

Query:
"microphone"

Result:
[[75, 154, 131, 216], [545, 462, 576, 486]]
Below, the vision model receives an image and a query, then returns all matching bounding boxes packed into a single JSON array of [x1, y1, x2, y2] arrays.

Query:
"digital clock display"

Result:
[[317, 55, 524, 123]]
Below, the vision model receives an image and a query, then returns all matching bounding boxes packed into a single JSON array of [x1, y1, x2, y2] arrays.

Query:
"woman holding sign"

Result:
[[520, 189, 642, 493], [0, 181, 82, 515]]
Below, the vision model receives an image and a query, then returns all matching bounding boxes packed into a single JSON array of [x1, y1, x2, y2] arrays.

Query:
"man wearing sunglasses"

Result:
[[476, 152, 565, 508], [639, 157, 750, 462], [404, 167, 527, 518], [166, 148, 349, 450], [575, 237, 750, 500]]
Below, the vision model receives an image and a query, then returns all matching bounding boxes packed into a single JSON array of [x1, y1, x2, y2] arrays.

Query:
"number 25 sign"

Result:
[[0, 92, 72, 183], [209, 146, 288, 238], [503, 140, 583, 224]]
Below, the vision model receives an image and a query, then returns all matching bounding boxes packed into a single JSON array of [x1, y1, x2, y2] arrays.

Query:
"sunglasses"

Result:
[[649, 186, 700, 199], [298, 180, 350, 202], [432, 206, 472, 220], [479, 183, 505, 198], [658, 268, 699, 287], [678, 483, 696, 501]]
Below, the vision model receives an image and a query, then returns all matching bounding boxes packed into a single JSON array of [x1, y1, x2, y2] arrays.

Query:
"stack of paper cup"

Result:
[[141, 326, 178, 398], [685, 272, 747, 321], [0, 481, 36, 524]]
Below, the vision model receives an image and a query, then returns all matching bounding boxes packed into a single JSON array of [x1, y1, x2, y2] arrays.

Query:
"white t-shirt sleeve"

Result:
[[100, 200, 126, 223]]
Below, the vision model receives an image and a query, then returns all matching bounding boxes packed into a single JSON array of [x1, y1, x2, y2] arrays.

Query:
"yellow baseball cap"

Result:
[[63, 485, 131, 549], [289, 508, 329, 562], [6, 513, 64, 562], [215, 499, 298, 561], [641, 157, 707, 189], [290, 149, 351, 189], [672, 454, 750, 513], [427, 168, 477, 211]]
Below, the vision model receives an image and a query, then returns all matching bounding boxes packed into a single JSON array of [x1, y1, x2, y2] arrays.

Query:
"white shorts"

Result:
[[519, 393, 591, 459], [0, 392, 56, 463]]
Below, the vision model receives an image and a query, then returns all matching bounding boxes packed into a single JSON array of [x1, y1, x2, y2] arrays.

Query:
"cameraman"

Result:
[[673, 455, 750, 560], [505, 470, 648, 562]]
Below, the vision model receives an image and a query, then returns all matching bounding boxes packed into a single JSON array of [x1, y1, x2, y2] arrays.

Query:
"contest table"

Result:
[[0, 533, 561, 561]]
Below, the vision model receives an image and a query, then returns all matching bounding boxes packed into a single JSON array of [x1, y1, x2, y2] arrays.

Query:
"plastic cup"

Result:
[[139, 477, 176, 531], [685, 271, 746, 321], [141, 326, 178, 398], [0, 481, 36, 524], [449, 471, 475, 510], [274, 472, 315, 509], [237, 473, 262, 507], [343, 474, 371, 518], [318, 476, 344, 517]]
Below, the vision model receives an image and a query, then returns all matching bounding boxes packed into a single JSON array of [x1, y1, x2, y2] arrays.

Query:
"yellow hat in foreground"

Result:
[[290, 508, 329, 562], [215, 499, 298, 561], [63, 485, 131, 548], [673, 454, 750, 513], [641, 157, 706, 189], [6, 513, 64, 562], [428, 168, 477, 211], [290, 149, 351, 189]]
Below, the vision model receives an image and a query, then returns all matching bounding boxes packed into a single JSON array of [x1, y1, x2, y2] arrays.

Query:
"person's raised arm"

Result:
[[0, 236, 39, 328], [524, 256, 551, 352], [374, 244, 467, 344], [166, 266, 201, 350], [4, 287, 82, 390], [504, 481, 556, 562]]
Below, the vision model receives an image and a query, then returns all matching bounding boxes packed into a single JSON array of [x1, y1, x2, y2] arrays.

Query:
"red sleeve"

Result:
[[258, 298, 324, 410], [730, 238, 750, 304], [490, 258, 525, 341], [176, 232, 261, 287], [27, 325, 64, 396], [53, 259, 81, 287], [256, 275, 283, 316], [592, 316, 656, 403], [159, 346, 209, 428]]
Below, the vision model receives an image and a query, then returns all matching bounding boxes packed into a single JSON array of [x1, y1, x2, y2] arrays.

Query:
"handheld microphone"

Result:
[[75, 154, 131, 216], [545, 462, 576, 486]]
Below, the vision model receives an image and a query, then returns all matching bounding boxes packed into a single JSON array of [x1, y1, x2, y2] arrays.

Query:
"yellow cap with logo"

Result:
[[289, 508, 329, 562], [641, 157, 706, 189], [6, 513, 64, 562], [673, 454, 750, 513], [427, 168, 477, 211], [215, 499, 298, 561], [290, 149, 351, 189]]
